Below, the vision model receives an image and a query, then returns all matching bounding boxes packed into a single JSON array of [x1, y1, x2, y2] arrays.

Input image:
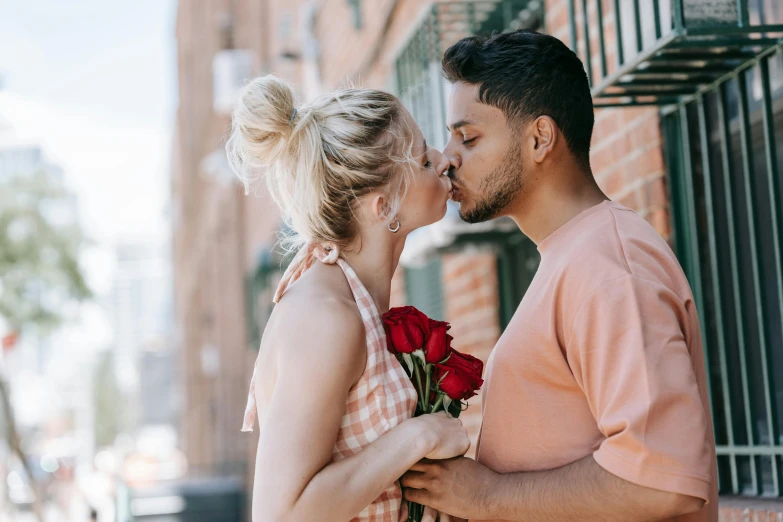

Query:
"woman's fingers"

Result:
[[398, 502, 408, 522], [422, 505, 438, 522]]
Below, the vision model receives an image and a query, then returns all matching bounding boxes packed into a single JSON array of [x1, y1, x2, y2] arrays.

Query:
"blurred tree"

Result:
[[93, 350, 129, 448], [0, 169, 91, 329], [0, 167, 91, 520]]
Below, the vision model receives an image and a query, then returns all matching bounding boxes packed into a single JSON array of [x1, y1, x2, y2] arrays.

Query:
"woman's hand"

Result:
[[416, 412, 470, 461]]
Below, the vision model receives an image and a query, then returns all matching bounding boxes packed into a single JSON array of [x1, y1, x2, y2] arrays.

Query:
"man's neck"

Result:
[[507, 167, 608, 245]]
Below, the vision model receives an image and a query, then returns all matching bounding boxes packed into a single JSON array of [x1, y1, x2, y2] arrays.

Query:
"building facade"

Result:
[[173, 0, 783, 518]]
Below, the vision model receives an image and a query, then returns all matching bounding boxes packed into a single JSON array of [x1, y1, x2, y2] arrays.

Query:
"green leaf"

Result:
[[447, 398, 462, 418], [401, 353, 414, 375]]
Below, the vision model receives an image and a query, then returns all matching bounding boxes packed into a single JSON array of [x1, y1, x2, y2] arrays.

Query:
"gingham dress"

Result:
[[242, 245, 419, 522]]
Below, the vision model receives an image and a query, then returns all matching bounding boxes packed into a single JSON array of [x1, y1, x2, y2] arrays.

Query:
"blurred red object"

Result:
[[2, 332, 18, 351]]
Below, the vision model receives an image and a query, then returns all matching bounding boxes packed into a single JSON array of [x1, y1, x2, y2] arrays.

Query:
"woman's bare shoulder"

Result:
[[262, 266, 366, 378]]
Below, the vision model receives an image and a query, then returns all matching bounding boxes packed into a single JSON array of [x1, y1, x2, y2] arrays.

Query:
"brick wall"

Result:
[[719, 497, 783, 521], [546, 0, 671, 241], [441, 251, 502, 458]]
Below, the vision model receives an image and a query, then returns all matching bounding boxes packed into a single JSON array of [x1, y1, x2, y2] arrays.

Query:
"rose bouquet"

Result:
[[381, 306, 484, 522]]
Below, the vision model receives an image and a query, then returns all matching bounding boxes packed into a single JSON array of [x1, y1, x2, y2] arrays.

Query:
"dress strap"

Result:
[[243, 241, 384, 433], [272, 241, 341, 303]]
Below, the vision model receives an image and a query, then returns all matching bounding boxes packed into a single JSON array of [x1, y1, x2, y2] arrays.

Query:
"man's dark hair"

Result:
[[442, 30, 594, 168]]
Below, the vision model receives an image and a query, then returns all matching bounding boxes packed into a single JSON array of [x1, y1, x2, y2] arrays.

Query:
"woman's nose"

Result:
[[435, 151, 459, 176]]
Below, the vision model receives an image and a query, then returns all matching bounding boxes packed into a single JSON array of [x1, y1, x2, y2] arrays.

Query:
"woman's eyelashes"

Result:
[[462, 137, 476, 145]]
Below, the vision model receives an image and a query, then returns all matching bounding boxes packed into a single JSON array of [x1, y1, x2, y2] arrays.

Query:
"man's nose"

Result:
[[441, 142, 462, 172]]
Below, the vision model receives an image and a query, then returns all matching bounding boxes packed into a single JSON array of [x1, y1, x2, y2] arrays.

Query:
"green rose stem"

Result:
[[423, 364, 432, 410], [430, 393, 444, 413], [412, 359, 425, 412], [410, 360, 431, 522]]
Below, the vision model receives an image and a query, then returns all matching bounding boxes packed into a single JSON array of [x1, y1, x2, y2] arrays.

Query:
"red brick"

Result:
[[600, 168, 625, 198], [640, 146, 666, 177], [546, 1, 569, 33], [648, 207, 671, 239], [618, 190, 641, 211], [645, 177, 668, 209]]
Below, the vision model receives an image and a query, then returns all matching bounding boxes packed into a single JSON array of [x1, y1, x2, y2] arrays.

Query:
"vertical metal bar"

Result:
[[652, 0, 662, 39], [759, 56, 783, 495], [418, 24, 430, 143], [673, 0, 686, 32], [498, 248, 516, 330], [632, 0, 643, 52], [757, 0, 767, 25], [569, 0, 579, 53], [737, 72, 769, 494], [468, 2, 476, 34], [595, 0, 608, 77], [678, 104, 713, 409], [430, 7, 447, 149], [398, 46, 408, 100], [502, 0, 513, 31], [717, 81, 759, 494], [738, 0, 750, 27], [581, 0, 594, 86], [613, 0, 625, 66], [697, 96, 740, 494]]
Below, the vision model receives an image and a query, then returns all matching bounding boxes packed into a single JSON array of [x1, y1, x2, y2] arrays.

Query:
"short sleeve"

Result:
[[566, 274, 713, 502]]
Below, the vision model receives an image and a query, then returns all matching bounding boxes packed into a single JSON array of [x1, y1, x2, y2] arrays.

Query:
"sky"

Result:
[[0, 0, 178, 248], [0, 0, 178, 376]]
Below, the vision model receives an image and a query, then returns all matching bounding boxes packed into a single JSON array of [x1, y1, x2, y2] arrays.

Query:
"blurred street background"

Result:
[[2, 0, 783, 521]]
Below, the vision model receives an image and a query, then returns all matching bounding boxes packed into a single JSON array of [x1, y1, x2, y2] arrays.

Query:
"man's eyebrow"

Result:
[[447, 119, 474, 132]]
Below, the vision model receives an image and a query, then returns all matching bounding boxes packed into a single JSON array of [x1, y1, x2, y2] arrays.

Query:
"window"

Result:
[[664, 43, 783, 496], [496, 232, 540, 330], [396, 0, 544, 321], [405, 259, 446, 321], [396, 0, 544, 148]]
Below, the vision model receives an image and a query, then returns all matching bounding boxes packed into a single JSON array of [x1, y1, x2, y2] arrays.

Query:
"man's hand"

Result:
[[401, 457, 499, 520], [398, 502, 455, 522], [404, 454, 705, 522]]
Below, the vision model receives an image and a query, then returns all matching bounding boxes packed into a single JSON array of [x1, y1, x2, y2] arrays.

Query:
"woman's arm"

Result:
[[252, 298, 469, 522]]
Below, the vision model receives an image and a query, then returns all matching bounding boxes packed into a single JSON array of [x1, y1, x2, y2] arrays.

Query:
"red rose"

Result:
[[434, 350, 484, 401], [424, 320, 451, 363], [382, 306, 430, 354]]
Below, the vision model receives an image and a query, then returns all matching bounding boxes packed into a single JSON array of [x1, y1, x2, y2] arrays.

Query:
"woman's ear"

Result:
[[531, 116, 558, 164], [369, 193, 389, 222]]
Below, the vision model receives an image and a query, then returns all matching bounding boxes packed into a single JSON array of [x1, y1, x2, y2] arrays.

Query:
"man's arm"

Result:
[[402, 455, 704, 521]]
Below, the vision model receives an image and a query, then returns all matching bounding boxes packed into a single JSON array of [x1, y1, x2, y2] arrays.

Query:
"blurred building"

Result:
[[0, 122, 90, 518], [173, 0, 783, 519], [109, 239, 176, 428]]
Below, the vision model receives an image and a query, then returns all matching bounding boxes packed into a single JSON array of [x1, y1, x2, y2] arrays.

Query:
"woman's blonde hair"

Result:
[[226, 75, 415, 251]]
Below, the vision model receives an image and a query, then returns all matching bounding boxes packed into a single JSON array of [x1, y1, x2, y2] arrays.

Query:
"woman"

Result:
[[227, 75, 469, 522]]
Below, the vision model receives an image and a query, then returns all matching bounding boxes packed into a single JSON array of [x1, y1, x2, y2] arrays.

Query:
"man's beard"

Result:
[[459, 140, 525, 224]]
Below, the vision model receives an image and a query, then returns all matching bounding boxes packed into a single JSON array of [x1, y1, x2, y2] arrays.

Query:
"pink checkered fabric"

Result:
[[242, 246, 418, 522]]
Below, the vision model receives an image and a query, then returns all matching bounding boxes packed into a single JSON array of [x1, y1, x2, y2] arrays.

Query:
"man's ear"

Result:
[[531, 116, 558, 164]]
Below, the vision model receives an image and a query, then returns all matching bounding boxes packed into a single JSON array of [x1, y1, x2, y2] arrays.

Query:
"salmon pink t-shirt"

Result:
[[476, 201, 717, 521]]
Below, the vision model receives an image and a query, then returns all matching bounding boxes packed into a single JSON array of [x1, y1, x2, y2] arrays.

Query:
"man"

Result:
[[401, 31, 717, 522]]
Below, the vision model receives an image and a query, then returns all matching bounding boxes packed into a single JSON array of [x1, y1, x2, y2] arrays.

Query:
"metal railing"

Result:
[[566, 0, 783, 106], [664, 41, 783, 496]]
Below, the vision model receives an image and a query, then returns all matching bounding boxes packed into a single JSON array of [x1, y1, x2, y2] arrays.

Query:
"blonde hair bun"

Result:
[[226, 74, 415, 251]]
